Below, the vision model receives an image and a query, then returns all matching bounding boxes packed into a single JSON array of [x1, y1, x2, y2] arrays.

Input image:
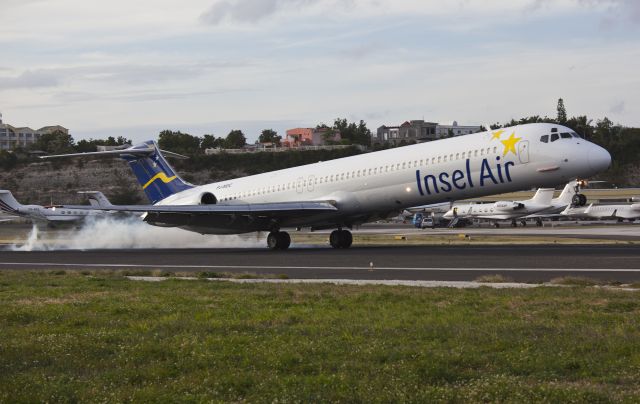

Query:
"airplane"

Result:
[[0, 190, 113, 227], [442, 187, 555, 227], [44, 123, 611, 249], [561, 202, 640, 222]]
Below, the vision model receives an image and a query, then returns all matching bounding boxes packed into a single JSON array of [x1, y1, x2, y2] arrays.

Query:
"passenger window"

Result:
[[561, 132, 572, 139], [420, 159, 424, 166], [444, 156, 447, 162], [438, 157, 441, 163], [402, 163, 406, 169], [455, 153, 459, 160], [492, 147, 497, 153], [449, 154, 453, 160], [474, 150, 478, 157], [551, 133, 559, 142], [341, 173, 345, 180], [480, 149, 484, 156], [540, 135, 549, 143]]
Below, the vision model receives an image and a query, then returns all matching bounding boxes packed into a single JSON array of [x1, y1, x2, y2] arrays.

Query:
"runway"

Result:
[[2, 245, 640, 283]]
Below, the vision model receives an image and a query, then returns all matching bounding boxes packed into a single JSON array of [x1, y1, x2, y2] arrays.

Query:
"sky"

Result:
[[0, 0, 639, 143]]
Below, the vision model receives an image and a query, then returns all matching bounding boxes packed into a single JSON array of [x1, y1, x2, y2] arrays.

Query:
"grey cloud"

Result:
[[610, 100, 625, 114], [531, 0, 640, 25], [0, 70, 59, 91], [0, 60, 252, 93], [200, 0, 326, 25]]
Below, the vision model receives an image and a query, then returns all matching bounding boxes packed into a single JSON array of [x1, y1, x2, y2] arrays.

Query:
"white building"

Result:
[[0, 113, 69, 150]]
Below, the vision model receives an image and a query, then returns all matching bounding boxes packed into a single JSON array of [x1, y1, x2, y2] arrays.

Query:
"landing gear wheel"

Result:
[[520, 220, 527, 227], [329, 229, 353, 249], [493, 222, 500, 228], [536, 218, 543, 227], [267, 231, 291, 250], [573, 194, 587, 207], [579, 194, 587, 206], [511, 220, 517, 228]]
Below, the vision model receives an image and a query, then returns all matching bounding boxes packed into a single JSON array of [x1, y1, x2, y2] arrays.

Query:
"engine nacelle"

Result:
[[200, 192, 217, 205]]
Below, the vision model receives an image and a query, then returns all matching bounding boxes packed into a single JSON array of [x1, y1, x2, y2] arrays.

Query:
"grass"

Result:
[[1, 271, 640, 402]]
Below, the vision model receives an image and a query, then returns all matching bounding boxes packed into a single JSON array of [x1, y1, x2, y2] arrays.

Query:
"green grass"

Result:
[[1, 271, 640, 402]]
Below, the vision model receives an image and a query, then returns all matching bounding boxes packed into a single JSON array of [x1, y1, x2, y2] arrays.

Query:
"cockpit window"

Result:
[[551, 133, 559, 142], [560, 132, 572, 139], [540, 135, 549, 143], [571, 132, 581, 138], [551, 128, 558, 133]]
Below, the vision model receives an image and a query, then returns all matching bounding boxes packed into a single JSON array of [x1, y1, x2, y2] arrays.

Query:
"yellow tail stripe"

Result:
[[142, 172, 177, 189]]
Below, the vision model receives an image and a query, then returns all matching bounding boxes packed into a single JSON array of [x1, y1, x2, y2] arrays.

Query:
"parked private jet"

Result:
[[561, 202, 640, 221], [45, 123, 611, 249], [442, 187, 555, 227], [0, 191, 113, 226]]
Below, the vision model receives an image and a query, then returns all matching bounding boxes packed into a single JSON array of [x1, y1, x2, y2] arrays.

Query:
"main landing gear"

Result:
[[329, 229, 353, 249], [267, 231, 291, 250]]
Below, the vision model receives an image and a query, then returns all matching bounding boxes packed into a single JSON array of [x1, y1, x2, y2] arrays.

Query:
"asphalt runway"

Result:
[[2, 245, 640, 283]]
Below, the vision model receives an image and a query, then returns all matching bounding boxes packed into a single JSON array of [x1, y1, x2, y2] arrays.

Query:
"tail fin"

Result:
[[0, 190, 23, 214], [42, 140, 194, 204], [78, 191, 113, 207], [553, 181, 577, 205], [529, 188, 554, 206], [121, 141, 193, 203]]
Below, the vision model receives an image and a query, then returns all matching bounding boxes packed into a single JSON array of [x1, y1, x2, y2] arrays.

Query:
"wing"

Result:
[[60, 201, 338, 215]]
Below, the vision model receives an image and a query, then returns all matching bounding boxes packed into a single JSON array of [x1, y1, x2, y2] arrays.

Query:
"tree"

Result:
[[32, 130, 75, 154], [201, 134, 224, 150], [158, 130, 201, 155], [258, 129, 281, 146], [557, 98, 567, 123], [225, 130, 246, 149]]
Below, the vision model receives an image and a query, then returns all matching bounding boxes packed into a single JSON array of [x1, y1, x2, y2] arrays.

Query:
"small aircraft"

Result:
[[0, 190, 113, 227], [442, 187, 555, 227], [44, 123, 611, 249], [561, 202, 640, 222]]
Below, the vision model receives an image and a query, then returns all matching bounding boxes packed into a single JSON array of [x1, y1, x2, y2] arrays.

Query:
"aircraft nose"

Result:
[[587, 144, 611, 173]]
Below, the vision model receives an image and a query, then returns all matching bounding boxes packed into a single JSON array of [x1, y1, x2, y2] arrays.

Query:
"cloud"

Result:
[[0, 70, 59, 91], [609, 100, 625, 114], [200, 0, 324, 25]]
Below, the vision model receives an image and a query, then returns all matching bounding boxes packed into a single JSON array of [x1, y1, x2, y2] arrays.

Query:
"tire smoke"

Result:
[[10, 217, 266, 251]]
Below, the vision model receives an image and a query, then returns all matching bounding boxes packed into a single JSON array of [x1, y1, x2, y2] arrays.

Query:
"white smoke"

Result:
[[10, 217, 267, 251]]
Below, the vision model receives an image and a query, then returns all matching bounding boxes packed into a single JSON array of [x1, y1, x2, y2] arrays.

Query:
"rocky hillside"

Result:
[[0, 158, 248, 206]]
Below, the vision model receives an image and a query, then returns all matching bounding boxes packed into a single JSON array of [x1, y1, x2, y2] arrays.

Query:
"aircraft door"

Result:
[[518, 140, 530, 164], [296, 177, 304, 194], [307, 175, 315, 192]]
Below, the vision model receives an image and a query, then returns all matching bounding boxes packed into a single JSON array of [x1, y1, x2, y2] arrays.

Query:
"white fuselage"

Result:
[[17, 205, 105, 225], [153, 123, 611, 232], [563, 204, 640, 220]]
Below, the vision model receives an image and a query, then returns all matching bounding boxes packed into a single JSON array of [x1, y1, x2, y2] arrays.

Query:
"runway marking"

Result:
[[1, 262, 640, 272]]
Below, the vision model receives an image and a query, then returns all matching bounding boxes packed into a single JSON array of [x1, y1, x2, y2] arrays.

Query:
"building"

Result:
[[375, 120, 438, 146], [285, 127, 341, 147], [374, 119, 481, 146], [0, 113, 69, 150], [435, 121, 482, 138]]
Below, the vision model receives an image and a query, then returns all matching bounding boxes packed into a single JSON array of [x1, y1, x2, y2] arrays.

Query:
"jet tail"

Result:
[[78, 191, 113, 208], [43, 141, 194, 204], [0, 190, 23, 214], [553, 181, 578, 205], [529, 188, 554, 206]]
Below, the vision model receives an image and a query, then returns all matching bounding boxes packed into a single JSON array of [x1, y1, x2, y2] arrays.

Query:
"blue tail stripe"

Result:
[[121, 141, 193, 204]]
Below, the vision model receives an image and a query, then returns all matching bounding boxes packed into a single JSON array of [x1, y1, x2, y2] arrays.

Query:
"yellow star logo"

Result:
[[501, 132, 521, 156], [491, 130, 504, 140]]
